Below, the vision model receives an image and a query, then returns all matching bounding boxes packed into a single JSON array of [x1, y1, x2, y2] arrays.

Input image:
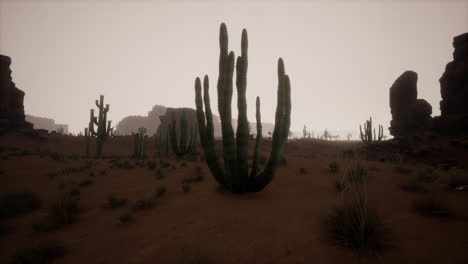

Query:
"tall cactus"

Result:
[[89, 95, 112, 157], [84, 127, 90, 158], [132, 127, 147, 159], [169, 111, 198, 157], [194, 23, 291, 193], [359, 117, 384, 144]]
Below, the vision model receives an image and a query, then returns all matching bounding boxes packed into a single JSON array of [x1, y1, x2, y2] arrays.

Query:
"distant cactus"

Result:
[[84, 128, 90, 157], [88, 95, 112, 157], [359, 117, 384, 144], [168, 111, 197, 157], [132, 127, 147, 159], [194, 23, 291, 193], [56, 126, 65, 135]]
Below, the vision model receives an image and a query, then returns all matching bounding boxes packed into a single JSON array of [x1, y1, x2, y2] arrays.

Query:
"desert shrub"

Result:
[[328, 160, 340, 173], [394, 165, 413, 174], [346, 163, 368, 184], [161, 161, 171, 168], [49, 152, 65, 162], [0, 192, 42, 219], [10, 241, 66, 264], [79, 178, 93, 187], [399, 181, 425, 192], [324, 186, 391, 253], [446, 169, 468, 190], [100, 170, 107, 175], [119, 212, 133, 224], [415, 166, 439, 183], [46, 172, 58, 180], [147, 160, 157, 170], [131, 199, 155, 212], [334, 175, 347, 192], [155, 168, 165, 180], [58, 179, 80, 196], [181, 162, 187, 167], [104, 195, 127, 209], [299, 168, 307, 174], [412, 195, 455, 218], [155, 186, 167, 198], [182, 182, 191, 193], [33, 193, 80, 232]]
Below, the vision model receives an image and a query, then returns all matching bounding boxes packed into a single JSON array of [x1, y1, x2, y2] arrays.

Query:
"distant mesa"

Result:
[[25, 115, 69, 134], [389, 32, 468, 138], [0, 55, 33, 134], [116, 105, 275, 138]]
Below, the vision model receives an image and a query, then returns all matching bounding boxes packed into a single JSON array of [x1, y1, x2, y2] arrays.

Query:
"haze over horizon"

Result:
[[1, 0, 467, 134]]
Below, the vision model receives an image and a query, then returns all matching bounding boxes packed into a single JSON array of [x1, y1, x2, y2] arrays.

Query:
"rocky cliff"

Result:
[[25, 115, 69, 134], [0, 55, 32, 133]]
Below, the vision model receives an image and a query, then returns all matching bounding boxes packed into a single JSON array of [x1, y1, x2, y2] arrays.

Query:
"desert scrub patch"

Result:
[[147, 160, 157, 170], [155, 168, 165, 180], [324, 186, 392, 254], [328, 160, 340, 173], [10, 241, 66, 264], [399, 180, 425, 193], [119, 212, 133, 224], [346, 162, 368, 184], [412, 195, 456, 218], [415, 166, 439, 183], [299, 168, 307, 174], [0, 192, 43, 219], [155, 186, 167, 198], [33, 193, 80, 232], [393, 164, 413, 174], [131, 198, 155, 212], [181, 181, 191, 193], [78, 178, 93, 187], [104, 195, 127, 209], [444, 169, 468, 190]]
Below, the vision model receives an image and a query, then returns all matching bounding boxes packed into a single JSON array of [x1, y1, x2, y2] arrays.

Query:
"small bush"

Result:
[[78, 178, 93, 187], [394, 165, 413, 174], [155, 186, 167, 198], [46, 172, 58, 180], [328, 160, 340, 173], [415, 166, 438, 183], [399, 181, 425, 192], [161, 161, 171, 168], [10, 242, 66, 264], [334, 175, 347, 192], [104, 195, 127, 209], [446, 169, 468, 190], [182, 182, 191, 193], [131, 199, 155, 212], [346, 163, 368, 184], [412, 196, 455, 218], [0, 192, 42, 219], [119, 212, 133, 224], [324, 189, 391, 253], [299, 168, 307, 174], [181, 162, 187, 167], [155, 168, 164, 180], [147, 160, 157, 170], [33, 193, 80, 232]]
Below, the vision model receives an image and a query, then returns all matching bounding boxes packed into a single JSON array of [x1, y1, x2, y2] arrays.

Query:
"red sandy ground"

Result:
[[0, 133, 467, 264]]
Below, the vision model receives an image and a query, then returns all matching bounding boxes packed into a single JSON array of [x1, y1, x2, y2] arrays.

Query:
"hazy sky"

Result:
[[1, 0, 467, 134]]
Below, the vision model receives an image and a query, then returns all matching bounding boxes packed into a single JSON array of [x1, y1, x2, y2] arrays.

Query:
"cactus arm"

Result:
[[195, 77, 226, 185], [249, 96, 262, 179]]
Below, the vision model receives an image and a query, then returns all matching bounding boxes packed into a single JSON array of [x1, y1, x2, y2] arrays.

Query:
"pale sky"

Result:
[[1, 0, 467, 134]]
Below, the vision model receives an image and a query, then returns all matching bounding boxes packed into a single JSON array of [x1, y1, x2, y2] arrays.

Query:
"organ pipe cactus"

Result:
[[133, 127, 147, 159], [359, 117, 384, 144], [89, 95, 112, 157], [194, 23, 291, 193], [169, 111, 198, 156]]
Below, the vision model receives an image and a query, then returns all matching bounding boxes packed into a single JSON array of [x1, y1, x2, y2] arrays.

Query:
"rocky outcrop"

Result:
[[25, 115, 69, 134], [434, 32, 468, 136], [389, 71, 432, 137], [115, 105, 167, 135], [0, 55, 32, 133]]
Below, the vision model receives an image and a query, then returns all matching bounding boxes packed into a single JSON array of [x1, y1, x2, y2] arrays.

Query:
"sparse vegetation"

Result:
[[0, 192, 42, 219], [181, 181, 191, 193], [155, 186, 167, 198], [399, 181, 425, 192], [299, 167, 307, 174], [412, 195, 455, 218], [328, 160, 340, 173], [446, 169, 468, 190], [119, 212, 133, 224], [10, 241, 66, 264], [104, 195, 127, 209], [33, 193, 80, 232], [79, 178, 93, 187], [131, 198, 155, 212]]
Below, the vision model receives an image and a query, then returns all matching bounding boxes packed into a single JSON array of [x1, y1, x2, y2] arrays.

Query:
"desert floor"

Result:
[[1, 133, 467, 264]]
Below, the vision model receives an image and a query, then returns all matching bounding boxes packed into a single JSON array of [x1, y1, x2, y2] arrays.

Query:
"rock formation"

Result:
[[115, 105, 167, 135], [434, 32, 468, 136], [389, 71, 432, 137], [0, 55, 32, 133], [25, 115, 69, 134]]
